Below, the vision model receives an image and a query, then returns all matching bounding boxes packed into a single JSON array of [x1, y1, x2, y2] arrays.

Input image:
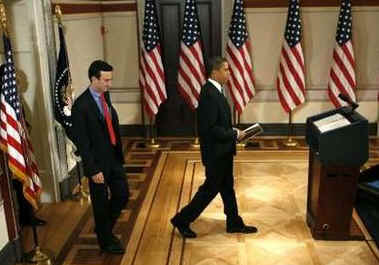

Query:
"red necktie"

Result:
[[100, 93, 116, 146]]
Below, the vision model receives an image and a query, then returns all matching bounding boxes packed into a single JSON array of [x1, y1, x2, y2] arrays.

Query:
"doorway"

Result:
[[155, 0, 221, 136]]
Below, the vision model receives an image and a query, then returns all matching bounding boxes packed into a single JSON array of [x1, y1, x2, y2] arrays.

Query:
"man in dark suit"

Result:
[[171, 57, 258, 238], [71, 60, 129, 254]]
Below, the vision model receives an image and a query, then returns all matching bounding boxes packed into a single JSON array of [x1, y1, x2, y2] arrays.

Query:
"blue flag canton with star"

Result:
[[284, 0, 302, 48], [336, 0, 352, 45], [2, 36, 21, 119], [182, 0, 201, 46], [143, 0, 160, 52], [229, 0, 248, 48]]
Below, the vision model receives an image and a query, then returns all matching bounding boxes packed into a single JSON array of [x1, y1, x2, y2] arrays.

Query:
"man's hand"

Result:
[[233, 128, 246, 142], [91, 172, 105, 184]]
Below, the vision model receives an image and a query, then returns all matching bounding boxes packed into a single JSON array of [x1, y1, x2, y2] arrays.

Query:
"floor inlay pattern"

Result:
[[121, 151, 378, 265], [58, 137, 379, 265]]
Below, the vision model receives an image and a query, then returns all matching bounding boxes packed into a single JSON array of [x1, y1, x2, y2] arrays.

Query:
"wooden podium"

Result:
[[305, 107, 368, 240], [306, 150, 364, 240]]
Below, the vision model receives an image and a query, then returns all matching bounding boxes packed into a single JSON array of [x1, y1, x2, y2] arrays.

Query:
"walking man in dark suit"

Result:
[[171, 57, 258, 238], [71, 60, 129, 254]]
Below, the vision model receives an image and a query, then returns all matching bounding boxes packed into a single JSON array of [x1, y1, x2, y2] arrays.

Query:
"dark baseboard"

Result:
[[120, 123, 378, 137], [120, 125, 147, 137], [0, 238, 22, 265]]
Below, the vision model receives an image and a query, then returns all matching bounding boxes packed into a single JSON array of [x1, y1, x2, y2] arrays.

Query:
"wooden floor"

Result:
[[22, 137, 379, 265]]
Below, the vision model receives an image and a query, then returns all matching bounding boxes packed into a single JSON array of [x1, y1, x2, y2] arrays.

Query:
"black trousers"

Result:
[[89, 160, 129, 247], [173, 156, 243, 227]]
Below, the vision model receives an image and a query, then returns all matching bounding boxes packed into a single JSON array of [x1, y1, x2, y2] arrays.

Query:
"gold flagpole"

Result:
[[283, 110, 298, 147], [55, 5, 73, 101], [236, 112, 246, 149], [146, 116, 160, 148], [135, 0, 147, 141], [191, 111, 200, 149]]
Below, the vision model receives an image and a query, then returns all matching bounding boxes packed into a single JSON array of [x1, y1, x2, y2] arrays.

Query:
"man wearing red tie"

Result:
[[71, 60, 129, 254]]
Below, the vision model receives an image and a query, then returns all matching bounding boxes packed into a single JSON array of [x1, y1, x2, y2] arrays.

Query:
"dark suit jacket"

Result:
[[71, 89, 124, 178], [197, 81, 237, 167]]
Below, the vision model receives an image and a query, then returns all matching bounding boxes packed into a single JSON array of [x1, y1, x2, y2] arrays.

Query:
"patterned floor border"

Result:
[[58, 137, 379, 265]]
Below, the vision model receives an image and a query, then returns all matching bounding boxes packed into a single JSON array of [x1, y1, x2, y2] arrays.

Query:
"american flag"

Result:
[[276, 0, 305, 113], [0, 34, 41, 210], [139, 0, 167, 117], [226, 0, 255, 114], [177, 0, 206, 110], [328, 0, 356, 108]]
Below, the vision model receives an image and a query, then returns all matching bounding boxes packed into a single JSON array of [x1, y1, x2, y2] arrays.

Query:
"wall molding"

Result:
[[109, 88, 378, 104], [111, 86, 379, 104], [51, 2, 136, 15], [119, 123, 378, 137], [249, 88, 378, 102], [245, 6, 379, 14], [244, 0, 379, 8], [110, 88, 140, 103]]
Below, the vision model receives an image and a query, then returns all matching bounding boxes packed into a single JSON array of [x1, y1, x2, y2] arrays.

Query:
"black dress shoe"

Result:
[[24, 217, 47, 226], [170, 218, 197, 238], [227, 225, 258, 234], [111, 234, 122, 245], [101, 243, 125, 255]]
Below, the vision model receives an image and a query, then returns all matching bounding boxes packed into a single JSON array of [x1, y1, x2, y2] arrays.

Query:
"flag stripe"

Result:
[[327, 0, 356, 108], [149, 46, 167, 100], [140, 0, 167, 117], [178, 68, 200, 108], [241, 43, 255, 92], [189, 42, 206, 80], [333, 48, 355, 89], [278, 63, 297, 110], [227, 44, 249, 105], [144, 54, 164, 103], [228, 41, 252, 103], [179, 59, 201, 98], [177, 0, 206, 110], [179, 44, 203, 94], [226, 0, 255, 114], [276, 0, 306, 113], [281, 44, 305, 104], [277, 76, 292, 112]]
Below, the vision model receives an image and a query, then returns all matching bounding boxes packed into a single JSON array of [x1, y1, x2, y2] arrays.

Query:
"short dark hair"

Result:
[[88, 60, 113, 81], [207, 57, 227, 76]]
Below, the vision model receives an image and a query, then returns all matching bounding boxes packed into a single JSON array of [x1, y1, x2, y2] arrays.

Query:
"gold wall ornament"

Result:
[[0, 1, 8, 35], [55, 4, 62, 24]]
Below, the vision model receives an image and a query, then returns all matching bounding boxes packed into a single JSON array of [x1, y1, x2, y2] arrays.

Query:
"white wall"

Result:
[[57, 13, 104, 97], [103, 10, 141, 124], [55, 1, 141, 124], [232, 6, 378, 123], [0, 203, 9, 250]]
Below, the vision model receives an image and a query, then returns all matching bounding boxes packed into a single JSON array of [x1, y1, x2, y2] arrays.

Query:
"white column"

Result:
[[28, 0, 62, 202]]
